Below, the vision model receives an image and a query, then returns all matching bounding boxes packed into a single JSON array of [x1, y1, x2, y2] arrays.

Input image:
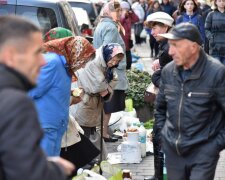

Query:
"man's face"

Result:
[[12, 32, 46, 85], [151, 25, 168, 42], [168, 39, 195, 68]]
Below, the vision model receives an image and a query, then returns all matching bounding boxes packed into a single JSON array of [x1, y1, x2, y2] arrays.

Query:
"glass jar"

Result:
[[122, 169, 132, 180]]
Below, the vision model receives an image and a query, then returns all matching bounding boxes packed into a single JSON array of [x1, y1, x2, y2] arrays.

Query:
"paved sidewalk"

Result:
[[105, 42, 225, 180]]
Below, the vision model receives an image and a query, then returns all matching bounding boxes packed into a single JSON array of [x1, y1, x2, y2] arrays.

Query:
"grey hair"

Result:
[[0, 15, 41, 51]]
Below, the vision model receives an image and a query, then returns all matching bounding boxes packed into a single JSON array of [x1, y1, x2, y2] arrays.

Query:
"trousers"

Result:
[[163, 138, 220, 180]]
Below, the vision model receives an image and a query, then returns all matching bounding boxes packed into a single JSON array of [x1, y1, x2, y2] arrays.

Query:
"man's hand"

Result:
[[48, 157, 75, 176], [152, 59, 160, 72]]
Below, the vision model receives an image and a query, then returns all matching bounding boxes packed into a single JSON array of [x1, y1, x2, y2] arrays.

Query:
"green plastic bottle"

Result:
[[163, 154, 167, 180]]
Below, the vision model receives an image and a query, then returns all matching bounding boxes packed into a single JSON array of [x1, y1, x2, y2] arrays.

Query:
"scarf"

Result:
[[100, 1, 125, 35], [102, 43, 124, 82], [43, 27, 73, 42], [44, 36, 96, 80]]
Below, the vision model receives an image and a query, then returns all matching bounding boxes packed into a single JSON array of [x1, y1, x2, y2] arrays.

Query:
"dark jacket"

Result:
[[152, 39, 173, 88], [0, 64, 66, 180], [205, 10, 225, 57], [155, 50, 225, 156], [161, 2, 176, 16]]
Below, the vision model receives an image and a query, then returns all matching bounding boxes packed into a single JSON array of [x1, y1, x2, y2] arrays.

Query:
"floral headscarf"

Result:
[[100, 1, 120, 18], [102, 43, 124, 82], [43, 27, 73, 42], [100, 1, 125, 35], [44, 36, 96, 79], [103, 43, 124, 63]]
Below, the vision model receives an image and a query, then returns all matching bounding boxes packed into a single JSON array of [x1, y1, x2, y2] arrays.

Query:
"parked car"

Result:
[[0, 0, 81, 35], [68, 0, 98, 25], [72, 7, 93, 42], [72, 7, 92, 29]]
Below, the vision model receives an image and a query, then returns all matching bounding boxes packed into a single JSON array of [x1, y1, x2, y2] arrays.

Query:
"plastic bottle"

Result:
[[163, 153, 167, 180], [139, 123, 147, 157]]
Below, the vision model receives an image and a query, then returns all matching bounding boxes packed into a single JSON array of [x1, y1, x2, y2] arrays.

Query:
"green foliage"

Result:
[[126, 69, 152, 109], [144, 119, 155, 129]]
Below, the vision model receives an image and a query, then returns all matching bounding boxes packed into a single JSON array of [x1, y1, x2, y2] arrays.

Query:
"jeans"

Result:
[[212, 56, 225, 65], [41, 121, 67, 156]]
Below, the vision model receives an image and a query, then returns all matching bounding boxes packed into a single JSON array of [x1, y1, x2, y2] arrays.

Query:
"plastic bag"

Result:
[[140, 29, 147, 38]]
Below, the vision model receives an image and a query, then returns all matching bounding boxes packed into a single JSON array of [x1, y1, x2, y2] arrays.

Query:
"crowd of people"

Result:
[[0, 0, 225, 179]]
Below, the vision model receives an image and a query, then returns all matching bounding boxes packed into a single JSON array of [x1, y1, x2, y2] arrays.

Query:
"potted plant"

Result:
[[126, 69, 153, 122]]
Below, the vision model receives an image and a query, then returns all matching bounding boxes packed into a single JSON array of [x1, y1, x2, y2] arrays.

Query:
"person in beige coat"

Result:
[[75, 43, 124, 160]]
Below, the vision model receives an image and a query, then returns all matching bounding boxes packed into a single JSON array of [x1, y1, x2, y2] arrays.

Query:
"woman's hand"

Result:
[[70, 96, 82, 105], [152, 59, 160, 71], [99, 89, 109, 97]]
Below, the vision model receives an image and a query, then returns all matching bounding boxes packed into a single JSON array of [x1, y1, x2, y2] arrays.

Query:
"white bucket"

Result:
[[121, 141, 142, 163], [127, 131, 139, 142]]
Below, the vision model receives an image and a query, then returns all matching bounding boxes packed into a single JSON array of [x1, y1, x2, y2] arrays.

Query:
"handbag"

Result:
[[144, 83, 159, 103]]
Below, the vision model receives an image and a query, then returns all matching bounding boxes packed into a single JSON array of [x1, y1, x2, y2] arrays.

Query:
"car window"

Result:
[[16, 6, 58, 35], [72, 7, 92, 28], [69, 2, 97, 20], [0, 4, 16, 15]]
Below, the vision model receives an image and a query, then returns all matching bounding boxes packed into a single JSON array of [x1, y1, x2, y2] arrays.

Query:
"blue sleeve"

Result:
[[29, 54, 57, 99], [198, 15, 206, 44], [176, 15, 182, 25]]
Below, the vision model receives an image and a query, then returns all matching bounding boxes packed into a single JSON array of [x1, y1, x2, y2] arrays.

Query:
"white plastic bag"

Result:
[[140, 29, 147, 38]]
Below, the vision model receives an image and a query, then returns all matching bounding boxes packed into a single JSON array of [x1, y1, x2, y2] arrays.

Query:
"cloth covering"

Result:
[[61, 115, 82, 148], [44, 36, 95, 79], [44, 27, 73, 42], [100, 1, 120, 17]]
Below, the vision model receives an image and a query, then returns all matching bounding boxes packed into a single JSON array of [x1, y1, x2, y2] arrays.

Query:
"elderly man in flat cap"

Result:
[[154, 22, 225, 180]]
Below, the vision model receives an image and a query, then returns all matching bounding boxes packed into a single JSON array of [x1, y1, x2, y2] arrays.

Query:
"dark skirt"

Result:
[[60, 132, 100, 170], [103, 90, 125, 114]]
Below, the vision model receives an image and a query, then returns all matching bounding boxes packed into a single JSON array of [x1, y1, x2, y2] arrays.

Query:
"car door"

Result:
[[0, 0, 16, 15]]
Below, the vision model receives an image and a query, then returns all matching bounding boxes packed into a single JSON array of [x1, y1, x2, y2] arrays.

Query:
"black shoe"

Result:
[[112, 134, 122, 139], [103, 136, 118, 142]]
